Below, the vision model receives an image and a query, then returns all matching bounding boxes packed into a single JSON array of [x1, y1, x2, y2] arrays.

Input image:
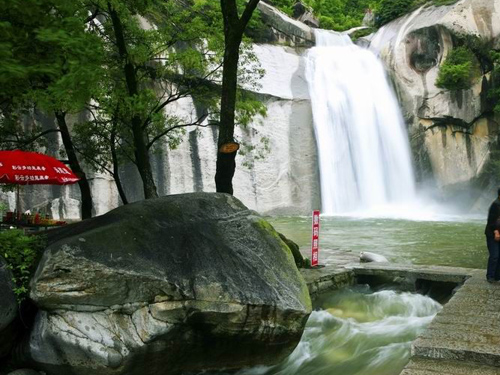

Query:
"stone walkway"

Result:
[[299, 250, 500, 375]]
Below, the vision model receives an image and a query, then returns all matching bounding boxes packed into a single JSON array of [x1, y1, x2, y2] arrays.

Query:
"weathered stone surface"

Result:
[[25, 193, 311, 375], [257, 1, 314, 47], [278, 232, 304, 268], [369, 0, 500, 209], [401, 358, 500, 375], [0, 256, 18, 358], [7, 370, 43, 375], [411, 270, 500, 367]]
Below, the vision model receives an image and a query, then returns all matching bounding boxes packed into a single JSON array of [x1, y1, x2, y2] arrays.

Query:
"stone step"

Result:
[[401, 358, 500, 375], [411, 274, 500, 368]]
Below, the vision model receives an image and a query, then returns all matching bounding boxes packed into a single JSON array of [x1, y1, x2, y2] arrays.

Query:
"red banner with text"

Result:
[[311, 210, 320, 267]]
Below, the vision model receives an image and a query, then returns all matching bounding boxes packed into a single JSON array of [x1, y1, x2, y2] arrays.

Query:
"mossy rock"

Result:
[[28, 193, 312, 375]]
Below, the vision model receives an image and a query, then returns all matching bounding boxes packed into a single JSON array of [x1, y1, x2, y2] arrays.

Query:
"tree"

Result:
[[81, 0, 225, 200], [216, 0, 261, 195], [0, 0, 105, 219]]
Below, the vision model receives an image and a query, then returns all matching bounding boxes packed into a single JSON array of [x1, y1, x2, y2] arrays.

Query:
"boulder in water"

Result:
[[360, 251, 389, 263], [24, 193, 312, 375]]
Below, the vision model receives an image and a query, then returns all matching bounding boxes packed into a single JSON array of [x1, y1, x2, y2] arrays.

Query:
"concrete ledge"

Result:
[[350, 263, 473, 284], [300, 265, 355, 298], [401, 358, 500, 375]]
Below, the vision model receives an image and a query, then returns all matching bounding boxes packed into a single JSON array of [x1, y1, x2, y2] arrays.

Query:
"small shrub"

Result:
[[351, 27, 376, 42], [490, 51, 500, 113], [0, 230, 46, 301], [436, 46, 477, 91]]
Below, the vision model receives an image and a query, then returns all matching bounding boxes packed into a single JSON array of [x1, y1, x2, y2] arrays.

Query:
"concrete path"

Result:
[[299, 250, 500, 375]]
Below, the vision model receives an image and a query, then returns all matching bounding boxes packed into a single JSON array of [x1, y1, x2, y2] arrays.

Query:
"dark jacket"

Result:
[[485, 198, 500, 236]]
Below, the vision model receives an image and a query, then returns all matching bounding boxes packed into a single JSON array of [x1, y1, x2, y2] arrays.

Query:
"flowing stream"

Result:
[[305, 30, 416, 216], [234, 287, 441, 375]]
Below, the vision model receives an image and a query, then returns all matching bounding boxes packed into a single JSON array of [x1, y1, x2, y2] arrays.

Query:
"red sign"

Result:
[[311, 210, 320, 267]]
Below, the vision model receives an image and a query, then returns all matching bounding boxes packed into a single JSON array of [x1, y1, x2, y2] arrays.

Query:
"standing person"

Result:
[[485, 188, 500, 283]]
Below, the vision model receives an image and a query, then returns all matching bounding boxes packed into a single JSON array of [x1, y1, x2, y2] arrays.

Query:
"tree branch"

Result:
[[146, 113, 213, 149], [0, 128, 61, 147], [239, 0, 261, 30]]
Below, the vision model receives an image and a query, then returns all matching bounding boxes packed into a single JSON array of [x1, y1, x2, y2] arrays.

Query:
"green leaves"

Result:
[[436, 46, 478, 91], [0, 230, 46, 301]]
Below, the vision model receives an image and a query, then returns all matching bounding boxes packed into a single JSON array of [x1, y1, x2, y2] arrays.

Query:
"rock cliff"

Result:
[[370, 0, 500, 208]]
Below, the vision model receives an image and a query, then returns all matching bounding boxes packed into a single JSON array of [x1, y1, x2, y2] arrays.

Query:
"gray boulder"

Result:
[[8, 370, 43, 375], [24, 193, 312, 375], [0, 256, 18, 358]]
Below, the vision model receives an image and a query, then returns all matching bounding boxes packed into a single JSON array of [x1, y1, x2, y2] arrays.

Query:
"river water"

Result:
[[234, 286, 442, 375], [269, 215, 486, 269]]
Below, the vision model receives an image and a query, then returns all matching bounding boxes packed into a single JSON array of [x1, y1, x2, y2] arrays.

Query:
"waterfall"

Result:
[[306, 29, 416, 215]]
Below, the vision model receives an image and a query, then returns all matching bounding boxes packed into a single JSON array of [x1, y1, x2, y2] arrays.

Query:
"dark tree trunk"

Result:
[[55, 111, 93, 219], [110, 123, 128, 205], [216, 0, 260, 194], [215, 34, 241, 194], [108, 3, 158, 200]]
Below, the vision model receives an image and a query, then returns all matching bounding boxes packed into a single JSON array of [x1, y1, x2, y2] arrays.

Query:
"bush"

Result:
[[490, 51, 500, 113], [0, 230, 46, 301], [375, 0, 413, 26], [436, 46, 477, 91]]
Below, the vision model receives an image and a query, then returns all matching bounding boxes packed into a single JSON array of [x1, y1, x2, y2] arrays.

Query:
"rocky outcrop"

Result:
[[0, 256, 18, 359], [292, 2, 319, 29], [7, 370, 43, 375], [370, 0, 500, 208], [22, 193, 312, 375], [257, 1, 315, 47]]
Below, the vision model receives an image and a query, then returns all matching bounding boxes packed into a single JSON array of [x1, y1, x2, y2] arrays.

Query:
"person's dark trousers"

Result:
[[486, 235, 500, 280]]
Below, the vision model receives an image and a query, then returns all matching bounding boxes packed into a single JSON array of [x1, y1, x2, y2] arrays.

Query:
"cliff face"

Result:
[[0, 4, 320, 218], [369, 0, 500, 208]]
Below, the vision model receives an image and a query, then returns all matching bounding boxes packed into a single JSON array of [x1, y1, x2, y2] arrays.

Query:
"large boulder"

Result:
[[0, 256, 18, 358], [370, 0, 500, 209], [24, 193, 312, 375]]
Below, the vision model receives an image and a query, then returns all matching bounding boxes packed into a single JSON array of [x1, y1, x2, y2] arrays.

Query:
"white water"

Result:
[[306, 30, 417, 216], [234, 287, 442, 375]]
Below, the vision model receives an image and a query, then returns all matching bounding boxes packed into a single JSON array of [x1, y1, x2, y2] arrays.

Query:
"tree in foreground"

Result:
[[216, 0, 261, 195], [0, 0, 105, 219]]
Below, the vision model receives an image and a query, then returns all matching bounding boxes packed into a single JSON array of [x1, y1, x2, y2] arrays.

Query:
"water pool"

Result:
[[269, 216, 486, 269]]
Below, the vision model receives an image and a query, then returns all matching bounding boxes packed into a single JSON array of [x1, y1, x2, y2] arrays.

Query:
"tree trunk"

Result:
[[110, 124, 128, 205], [216, 0, 260, 194], [108, 3, 158, 199], [215, 33, 241, 194], [55, 112, 93, 219]]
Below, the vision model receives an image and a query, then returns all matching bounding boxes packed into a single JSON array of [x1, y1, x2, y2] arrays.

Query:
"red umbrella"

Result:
[[0, 150, 80, 185]]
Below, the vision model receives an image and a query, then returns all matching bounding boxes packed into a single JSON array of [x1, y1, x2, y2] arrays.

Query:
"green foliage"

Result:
[[270, 0, 460, 31], [489, 51, 500, 113], [436, 46, 478, 91], [350, 27, 376, 41], [0, 201, 7, 216], [375, 0, 413, 26], [0, 230, 46, 301]]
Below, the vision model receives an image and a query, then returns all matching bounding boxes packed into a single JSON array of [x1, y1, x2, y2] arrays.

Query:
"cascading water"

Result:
[[228, 287, 441, 375], [306, 29, 416, 215]]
